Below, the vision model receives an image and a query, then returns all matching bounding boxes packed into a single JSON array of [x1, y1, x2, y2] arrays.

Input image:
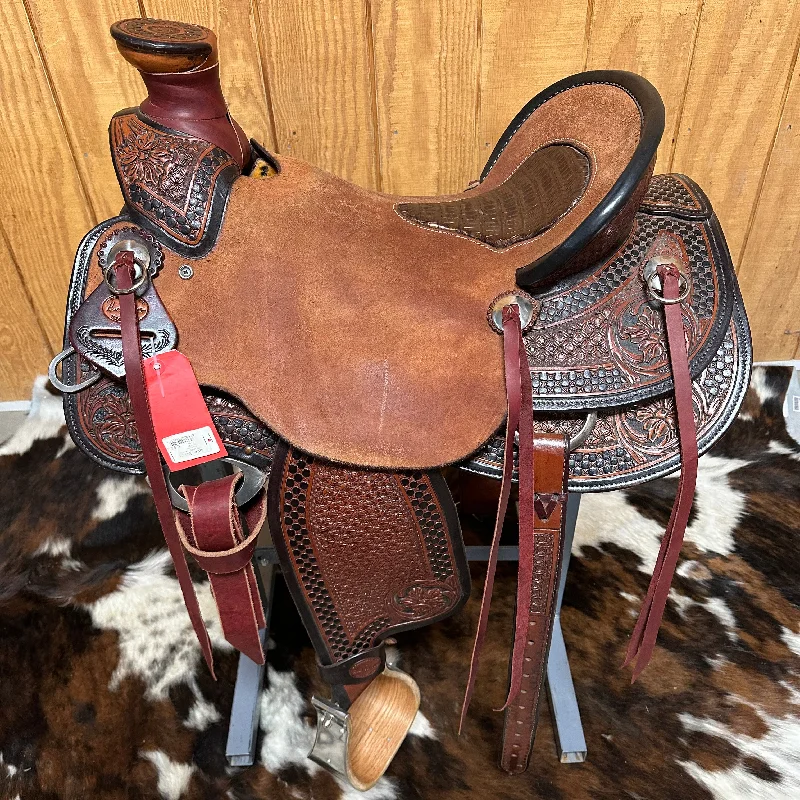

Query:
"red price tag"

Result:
[[143, 350, 228, 471]]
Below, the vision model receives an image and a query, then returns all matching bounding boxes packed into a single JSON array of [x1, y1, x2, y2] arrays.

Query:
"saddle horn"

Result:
[[111, 18, 249, 168]]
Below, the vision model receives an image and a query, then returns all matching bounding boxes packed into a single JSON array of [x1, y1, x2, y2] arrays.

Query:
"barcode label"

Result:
[[162, 426, 221, 464], [793, 396, 800, 413]]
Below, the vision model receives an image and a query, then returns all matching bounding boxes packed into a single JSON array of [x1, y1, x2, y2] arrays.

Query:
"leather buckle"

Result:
[[163, 458, 266, 512]]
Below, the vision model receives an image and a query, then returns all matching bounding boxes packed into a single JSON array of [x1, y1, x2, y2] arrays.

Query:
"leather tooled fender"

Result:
[[267, 443, 470, 706]]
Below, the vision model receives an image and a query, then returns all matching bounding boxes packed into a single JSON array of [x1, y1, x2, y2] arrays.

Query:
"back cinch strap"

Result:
[[624, 264, 699, 679], [460, 303, 568, 774]]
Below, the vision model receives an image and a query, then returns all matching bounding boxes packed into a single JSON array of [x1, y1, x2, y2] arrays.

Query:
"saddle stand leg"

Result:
[[546, 493, 587, 763], [225, 533, 277, 767]]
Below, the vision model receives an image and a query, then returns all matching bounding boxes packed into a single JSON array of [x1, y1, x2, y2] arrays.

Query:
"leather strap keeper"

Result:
[[317, 645, 387, 686], [176, 473, 264, 574]]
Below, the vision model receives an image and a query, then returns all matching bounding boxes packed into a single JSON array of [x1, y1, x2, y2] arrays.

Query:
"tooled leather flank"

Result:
[[395, 144, 590, 248], [643, 174, 703, 211], [392, 582, 457, 616], [522, 214, 717, 400], [74, 374, 279, 470], [110, 112, 238, 249], [469, 320, 741, 486], [277, 450, 462, 661]]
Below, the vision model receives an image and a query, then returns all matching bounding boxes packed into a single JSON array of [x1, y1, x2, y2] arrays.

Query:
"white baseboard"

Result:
[[0, 400, 32, 413]]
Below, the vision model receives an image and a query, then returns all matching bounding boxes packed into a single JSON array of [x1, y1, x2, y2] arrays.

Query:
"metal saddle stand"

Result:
[[224, 492, 587, 768]]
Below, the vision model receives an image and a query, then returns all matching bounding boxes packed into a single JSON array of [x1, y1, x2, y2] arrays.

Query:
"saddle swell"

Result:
[[53, 16, 752, 789]]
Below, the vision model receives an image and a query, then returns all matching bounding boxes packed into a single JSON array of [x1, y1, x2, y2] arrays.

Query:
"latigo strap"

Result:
[[175, 474, 266, 665], [115, 253, 266, 673]]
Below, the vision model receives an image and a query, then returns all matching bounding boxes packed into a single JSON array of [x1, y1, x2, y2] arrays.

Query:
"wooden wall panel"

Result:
[[372, 0, 480, 194], [254, 0, 378, 188], [738, 58, 800, 361], [144, 0, 276, 150], [24, 0, 143, 222], [478, 0, 589, 162], [0, 0, 93, 355], [670, 0, 800, 262], [0, 231, 52, 401], [586, 0, 702, 170]]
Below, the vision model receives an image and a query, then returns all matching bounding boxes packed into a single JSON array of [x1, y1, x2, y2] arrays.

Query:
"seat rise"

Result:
[[50, 16, 752, 790]]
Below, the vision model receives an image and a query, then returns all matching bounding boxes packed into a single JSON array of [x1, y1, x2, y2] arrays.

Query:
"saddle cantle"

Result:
[[50, 17, 751, 789]]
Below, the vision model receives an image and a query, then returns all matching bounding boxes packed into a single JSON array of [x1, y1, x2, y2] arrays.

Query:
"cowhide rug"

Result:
[[1, 367, 799, 800]]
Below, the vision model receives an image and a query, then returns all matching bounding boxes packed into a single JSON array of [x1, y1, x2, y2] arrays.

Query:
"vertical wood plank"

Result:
[[372, 0, 480, 195], [670, 0, 800, 262], [478, 0, 590, 161], [253, 0, 378, 188], [0, 230, 52, 400], [143, 0, 276, 150], [0, 0, 93, 351], [737, 57, 800, 361], [586, 0, 703, 170], [23, 0, 143, 222]]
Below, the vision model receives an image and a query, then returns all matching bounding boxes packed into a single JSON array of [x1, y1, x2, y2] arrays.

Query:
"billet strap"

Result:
[[624, 264, 699, 679], [175, 473, 266, 665], [500, 434, 568, 773], [460, 305, 567, 773], [115, 253, 216, 676], [116, 253, 267, 672]]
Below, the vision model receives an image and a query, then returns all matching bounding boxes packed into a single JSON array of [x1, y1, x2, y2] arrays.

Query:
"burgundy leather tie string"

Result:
[[460, 303, 535, 729], [115, 253, 217, 677], [501, 312, 536, 710], [624, 265, 698, 680]]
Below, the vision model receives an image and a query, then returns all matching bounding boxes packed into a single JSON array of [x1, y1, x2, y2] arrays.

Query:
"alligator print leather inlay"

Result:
[[396, 144, 590, 248], [110, 113, 239, 251]]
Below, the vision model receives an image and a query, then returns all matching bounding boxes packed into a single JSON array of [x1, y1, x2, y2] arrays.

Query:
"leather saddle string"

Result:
[[624, 265, 699, 679], [115, 253, 216, 677], [459, 303, 535, 729], [501, 308, 536, 709]]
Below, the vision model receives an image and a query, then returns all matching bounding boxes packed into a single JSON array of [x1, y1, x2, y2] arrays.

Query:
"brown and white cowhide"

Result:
[[1, 367, 799, 800]]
